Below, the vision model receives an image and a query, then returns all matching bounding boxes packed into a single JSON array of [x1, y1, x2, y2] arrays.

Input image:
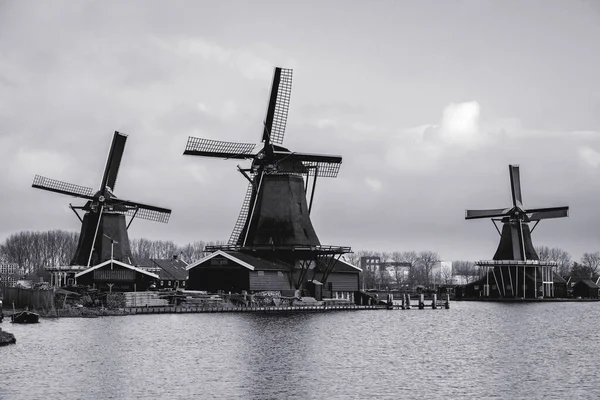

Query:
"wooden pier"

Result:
[[119, 294, 450, 315], [122, 304, 380, 315]]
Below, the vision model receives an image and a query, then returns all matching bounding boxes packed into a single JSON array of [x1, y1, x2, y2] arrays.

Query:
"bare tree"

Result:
[[416, 251, 440, 286], [535, 246, 551, 262], [452, 260, 479, 284], [550, 247, 572, 277], [535, 246, 572, 276], [440, 264, 453, 285], [397, 251, 419, 286], [580, 252, 600, 278], [179, 241, 207, 263], [0, 230, 78, 275]]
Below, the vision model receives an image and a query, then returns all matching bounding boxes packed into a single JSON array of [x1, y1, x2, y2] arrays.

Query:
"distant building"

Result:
[[360, 256, 380, 272], [0, 263, 19, 288], [360, 256, 411, 289]]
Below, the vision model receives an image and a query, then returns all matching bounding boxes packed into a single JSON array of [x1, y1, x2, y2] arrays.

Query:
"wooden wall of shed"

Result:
[[77, 265, 155, 292], [249, 270, 292, 292], [188, 265, 250, 292], [2, 287, 54, 310], [311, 272, 359, 292]]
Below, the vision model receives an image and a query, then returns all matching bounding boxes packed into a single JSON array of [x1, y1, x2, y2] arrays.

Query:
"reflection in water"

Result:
[[1, 303, 600, 399]]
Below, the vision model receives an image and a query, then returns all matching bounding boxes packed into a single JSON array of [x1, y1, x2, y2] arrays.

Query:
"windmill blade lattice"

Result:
[[303, 161, 342, 178], [262, 68, 293, 146], [112, 199, 172, 223], [184, 137, 256, 159], [268, 68, 293, 145], [229, 181, 256, 244], [116, 207, 171, 224], [32, 175, 95, 199], [272, 151, 342, 178]]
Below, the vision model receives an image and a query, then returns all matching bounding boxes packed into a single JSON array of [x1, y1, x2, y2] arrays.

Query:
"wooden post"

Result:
[[419, 294, 424, 309], [445, 294, 450, 309], [406, 294, 411, 309], [401, 293, 405, 310], [432, 294, 437, 309]]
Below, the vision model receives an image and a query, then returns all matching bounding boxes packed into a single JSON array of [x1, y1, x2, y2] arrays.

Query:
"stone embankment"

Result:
[[0, 327, 16, 346]]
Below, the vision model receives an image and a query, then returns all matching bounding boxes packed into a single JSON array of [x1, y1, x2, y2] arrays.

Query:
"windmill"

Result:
[[32, 131, 172, 267], [465, 164, 569, 297], [184, 67, 342, 248], [184, 67, 349, 291]]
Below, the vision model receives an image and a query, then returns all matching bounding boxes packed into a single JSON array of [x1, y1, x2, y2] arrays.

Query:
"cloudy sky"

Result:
[[1, 0, 599, 262]]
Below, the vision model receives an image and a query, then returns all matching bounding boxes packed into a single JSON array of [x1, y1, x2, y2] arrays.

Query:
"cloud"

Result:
[[422, 101, 483, 147], [154, 36, 277, 80], [384, 101, 484, 172], [578, 146, 600, 168], [364, 177, 383, 192]]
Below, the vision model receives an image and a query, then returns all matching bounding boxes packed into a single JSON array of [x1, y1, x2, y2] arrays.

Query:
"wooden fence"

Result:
[[2, 287, 54, 310]]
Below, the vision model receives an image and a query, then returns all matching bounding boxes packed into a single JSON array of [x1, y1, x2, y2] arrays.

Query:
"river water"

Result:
[[1, 301, 599, 400]]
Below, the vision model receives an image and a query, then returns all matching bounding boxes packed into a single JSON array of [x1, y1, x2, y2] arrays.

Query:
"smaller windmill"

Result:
[[32, 131, 171, 267], [465, 164, 569, 298]]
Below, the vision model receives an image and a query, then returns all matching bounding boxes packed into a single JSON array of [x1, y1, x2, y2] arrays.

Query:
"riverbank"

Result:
[[457, 298, 600, 302], [0, 327, 16, 346], [34, 303, 383, 318]]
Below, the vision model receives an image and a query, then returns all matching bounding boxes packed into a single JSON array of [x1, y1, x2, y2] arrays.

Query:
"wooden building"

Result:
[[75, 259, 159, 292], [135, 256, 188, 290], [572, 279, 599, 299], [186, 250, 360, 300]]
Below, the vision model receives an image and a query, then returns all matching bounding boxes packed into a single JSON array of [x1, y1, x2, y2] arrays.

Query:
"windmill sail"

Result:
[[184, 137, 256, 159], [32, 175, 95, 199], [100, 131, 127, 192], [263, 68, 293, 145], [228, 182, 255, 245], [509, 165, 523, 207]]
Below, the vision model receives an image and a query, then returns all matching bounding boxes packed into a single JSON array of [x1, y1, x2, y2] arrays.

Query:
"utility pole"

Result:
[[103, 234, 119, 269]]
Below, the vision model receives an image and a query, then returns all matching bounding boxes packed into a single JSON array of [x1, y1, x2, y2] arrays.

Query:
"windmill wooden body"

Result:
[[33, 131, 172, 267], [184, 67, 350, 293], [465, 165, 569, 298]]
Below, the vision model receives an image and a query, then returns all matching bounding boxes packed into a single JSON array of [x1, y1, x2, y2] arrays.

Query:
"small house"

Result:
[[75, 259, 159, 292], [135, 256, 188, 290], [572, 279, 599, 299]]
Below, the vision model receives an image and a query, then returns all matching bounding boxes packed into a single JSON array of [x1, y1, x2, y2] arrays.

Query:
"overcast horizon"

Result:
[[1, 1, 599, 262]]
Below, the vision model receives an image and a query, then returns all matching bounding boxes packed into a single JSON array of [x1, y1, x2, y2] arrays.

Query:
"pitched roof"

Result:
[[151, 258, 188, 281], [186, 250, 256, 271], [134, 257, 188, 280], [186, 250, 361, 274], [75, 259, 159, 279], [574, 279, 599, 289], [329, 257, 362, 273], [186, 250, 289, 271]]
